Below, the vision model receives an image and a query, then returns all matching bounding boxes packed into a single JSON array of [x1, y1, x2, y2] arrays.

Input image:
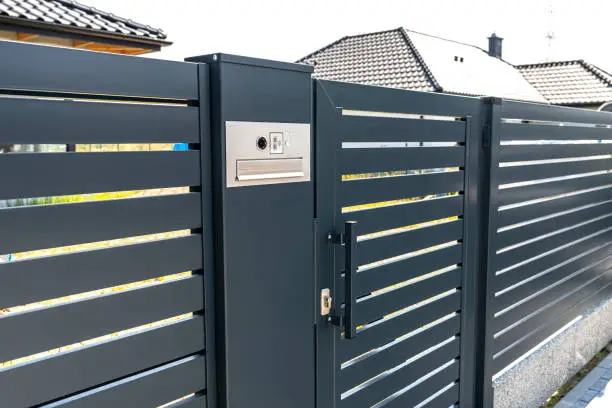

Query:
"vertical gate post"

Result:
[[186, 54, 315, 408], [474, 97, 502, 408], [194, 62, 218, 408]]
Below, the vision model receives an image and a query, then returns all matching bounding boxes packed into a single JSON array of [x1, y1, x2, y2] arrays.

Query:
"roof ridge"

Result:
[[296, 27, 403, 63], [53, 0, 166, 37], [516, 60, 583, 68], [402, 28, 486, 52], [399, 28, 442, 92], [579, 60, 612, 87]]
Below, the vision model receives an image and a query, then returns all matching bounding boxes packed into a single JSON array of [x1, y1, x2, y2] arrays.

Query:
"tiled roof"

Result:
[[299, 28, 438, 93], [517, 60, 612, 106], [298, 27, 547, 103], [0, 0, 168, 43]]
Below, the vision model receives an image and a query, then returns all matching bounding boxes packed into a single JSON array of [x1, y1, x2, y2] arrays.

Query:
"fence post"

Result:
[[473, 97, 502, 407]]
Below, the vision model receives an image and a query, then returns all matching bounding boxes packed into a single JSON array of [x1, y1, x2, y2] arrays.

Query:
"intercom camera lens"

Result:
[[257, 136, 268, 150]]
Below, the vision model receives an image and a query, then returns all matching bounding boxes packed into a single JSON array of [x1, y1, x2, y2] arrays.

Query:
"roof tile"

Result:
[[517, 60, 612, 105], [0, 0, 167, 41]]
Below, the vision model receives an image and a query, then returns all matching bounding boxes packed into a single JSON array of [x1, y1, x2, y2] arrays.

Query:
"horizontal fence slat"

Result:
[[501, 100, 612, 126], [497, 172, 612, 209], [0, 316, 205, 408], [494, 231, 612, 292], [496, 201, 612, 250], [338, 291, 461, 363], [499, 159, 612, 185], [339, 340, 459, 408], [418, 382, 460, 408], [384, 362, 459, 408], [492, 282, 612, 375], [493, 259, 612, 343], [0, 275, 204, 363], [494, 215, 612, 273], [500, 144, 612, 162], [0, 151, 200, 200], [355, 268, 462, 324], [494, 242, 612, 312], [357, 220, 463, 266], [340, 171, 464, 208], [343, 195, 464, 236], [339, 315, 460, 392], [497, 187, 612, 228], [340, 147, 464, 174], [0, 41, 198, 99], [0, 98, 199, 145], [0, 235, 203, 310], [340, 116, 466, 143], [0, 193, 201, 254], [166, 395, 208, 408], [320, 79, 481, 117], [355, 244, 463, 296], [500, 122, 612, 141], [42, 355, 206, 408]]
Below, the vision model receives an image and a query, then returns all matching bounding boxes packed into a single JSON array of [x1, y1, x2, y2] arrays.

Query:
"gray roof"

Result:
[[0, 0, 169, 44], [517, 60, 612, 106], [299, 27, 547, 103]]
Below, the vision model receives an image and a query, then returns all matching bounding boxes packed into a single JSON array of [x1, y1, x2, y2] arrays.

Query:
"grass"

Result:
[[541, 340, 612, 407]]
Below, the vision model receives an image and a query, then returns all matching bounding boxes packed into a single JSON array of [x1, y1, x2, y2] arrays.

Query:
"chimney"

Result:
[[488, 33, 503, 58]]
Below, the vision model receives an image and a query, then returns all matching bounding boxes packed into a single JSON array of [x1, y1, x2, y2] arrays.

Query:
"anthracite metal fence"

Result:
[[0, 41, 611, 408]]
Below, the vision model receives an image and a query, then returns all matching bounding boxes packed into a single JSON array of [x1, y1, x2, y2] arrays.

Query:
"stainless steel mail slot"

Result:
[[237, 158, 304, 181], [226, 121, 311, 187]]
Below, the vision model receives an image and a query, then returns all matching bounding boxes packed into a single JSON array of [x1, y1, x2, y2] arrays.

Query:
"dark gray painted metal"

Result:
[[0, 235, 202, 309], [355, 268, 462, 324], [0, 151, 200, 200], [339, 115, 466, 143], [497, 187, 612, 228], [187, 53, 313, 74], [498, 173, 612, 208], [500, 144, 612, 162], [343, 221, 357, 339], [337, 291, 462, 362], [499, 159, 612, 184], [338, 315, 461, 391], [495, 231, 612, 291], [500, 122, 612, 140], [0, 276, 203, 363], [0, 193, 201, 254], [355, 244, 463, 296], [0, 40, 198, 99], [41, 356, 206, 407], [188, 54, 315, 408], [344, 195, 464, 236], [0, 97, 198, 144], [338, 341, 460, 408], [339, 171, 464, 207], [497, 201, 612, 249], [167, 394, 208, 408], [382, 361, 460, 408], [501, 99, 612, 125], [195, 62, 218, 408], [356, 219, 463, 266], [0, 317, 205, 408], [340, 146, 464, 174]]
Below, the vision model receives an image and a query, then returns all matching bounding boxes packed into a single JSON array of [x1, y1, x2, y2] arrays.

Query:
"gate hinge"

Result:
[[482, 124, 491, 148], [327, 231, 345, 245]]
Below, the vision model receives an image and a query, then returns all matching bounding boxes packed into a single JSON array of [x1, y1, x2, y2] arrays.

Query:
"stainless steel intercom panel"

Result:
[[225, 121, 311, 187]]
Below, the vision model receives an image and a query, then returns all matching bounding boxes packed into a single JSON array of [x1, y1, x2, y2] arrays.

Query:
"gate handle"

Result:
[[344, 221, 357, 339]]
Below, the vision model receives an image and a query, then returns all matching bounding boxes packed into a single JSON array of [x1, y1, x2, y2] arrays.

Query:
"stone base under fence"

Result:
[[493, 296, 612, 408]]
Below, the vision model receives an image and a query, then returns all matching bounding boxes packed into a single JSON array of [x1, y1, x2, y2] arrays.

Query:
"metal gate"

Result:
[[315, 80, 482, 408]]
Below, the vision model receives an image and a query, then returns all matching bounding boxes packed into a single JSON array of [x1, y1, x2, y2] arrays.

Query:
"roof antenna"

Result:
[[545, 2, 556, 61]]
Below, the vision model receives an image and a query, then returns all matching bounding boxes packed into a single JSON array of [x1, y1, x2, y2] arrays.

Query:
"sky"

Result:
[[81, 0, 612, 73]]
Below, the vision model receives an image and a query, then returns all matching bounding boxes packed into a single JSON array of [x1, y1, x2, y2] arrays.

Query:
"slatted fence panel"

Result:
[[489, 100, 612, 375], [0, 42, 208, 408]]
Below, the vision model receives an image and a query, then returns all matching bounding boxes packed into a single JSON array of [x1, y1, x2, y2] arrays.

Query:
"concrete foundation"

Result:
[[493, 296, 612, 408]]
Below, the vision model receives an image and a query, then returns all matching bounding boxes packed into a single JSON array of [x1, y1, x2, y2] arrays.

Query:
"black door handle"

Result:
[[343, 221, 357, 339]]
